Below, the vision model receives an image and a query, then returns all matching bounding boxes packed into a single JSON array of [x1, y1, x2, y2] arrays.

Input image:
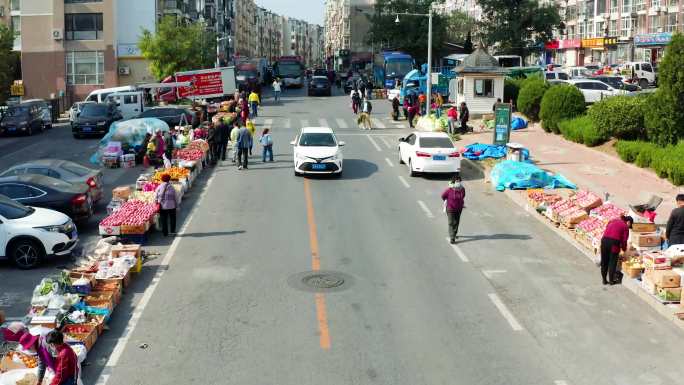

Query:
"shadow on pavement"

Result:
[[301, 158, 378, 181], [455, 233, 532, 244]]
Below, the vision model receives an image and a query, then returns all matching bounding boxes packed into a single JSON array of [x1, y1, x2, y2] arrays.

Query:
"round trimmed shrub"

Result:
[[516, 78, 549, 122], [539, 85, 586, 133], [588, 95, 646, 140]]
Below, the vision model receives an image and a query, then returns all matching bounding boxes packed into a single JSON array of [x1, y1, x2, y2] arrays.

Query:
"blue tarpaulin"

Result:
[[490, 160, 576, 191], [511, 117, 528, 130], [462, 143, 507, 160]]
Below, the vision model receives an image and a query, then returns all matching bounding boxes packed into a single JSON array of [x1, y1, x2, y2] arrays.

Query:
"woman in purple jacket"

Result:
[[19, 330, 55, 384], [441, 176, 466, 244]]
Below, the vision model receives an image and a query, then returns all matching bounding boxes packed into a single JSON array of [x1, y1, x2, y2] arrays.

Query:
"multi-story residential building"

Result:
[[324, 0, 375, 69], [256, 7, 283, 62], [433, 0, 482, 19], [0, 0, 10, 27], [5, 0, 20, 51], [117, 0, 156, 86], [234, 0, 256, 59], [550, 0, 682, 66]]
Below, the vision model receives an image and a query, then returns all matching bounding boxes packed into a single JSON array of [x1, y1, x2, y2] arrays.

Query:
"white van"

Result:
[[85, 86, 137, 103], [105, 91, 145, 120]]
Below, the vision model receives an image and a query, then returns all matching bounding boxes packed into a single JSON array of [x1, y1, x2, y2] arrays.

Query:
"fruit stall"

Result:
[[526, 188, 684, 313]]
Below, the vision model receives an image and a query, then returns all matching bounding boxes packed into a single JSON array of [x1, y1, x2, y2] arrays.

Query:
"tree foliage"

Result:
[[477, 0, 560, 60], [367, 0, 448, 64], [445, 10, 476, 50], [139, 16, 216, 80], [539, 84, 586, 133], [0, 25, 18, 105], [516, 77, 548, 122], [644, 33, 684, 146]]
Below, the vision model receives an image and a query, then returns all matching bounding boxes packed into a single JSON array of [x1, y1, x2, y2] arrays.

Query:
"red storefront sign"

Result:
[[558, 39, 581, 49], [545, 40, 560, 50]]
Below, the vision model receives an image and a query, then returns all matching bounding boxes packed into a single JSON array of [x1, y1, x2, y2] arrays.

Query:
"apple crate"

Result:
[[99, 224, 120, 236], [120, 223, 147, 235]]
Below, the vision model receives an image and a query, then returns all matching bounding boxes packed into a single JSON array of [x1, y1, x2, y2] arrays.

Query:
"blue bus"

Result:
[[373, 51, 415, 89]]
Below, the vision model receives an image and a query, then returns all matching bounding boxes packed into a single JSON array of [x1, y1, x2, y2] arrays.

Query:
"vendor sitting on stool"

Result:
[[600, 215, 633, 285]]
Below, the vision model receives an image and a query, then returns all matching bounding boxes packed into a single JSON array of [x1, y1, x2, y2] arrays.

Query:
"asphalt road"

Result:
[[2, 85, 683, 385]]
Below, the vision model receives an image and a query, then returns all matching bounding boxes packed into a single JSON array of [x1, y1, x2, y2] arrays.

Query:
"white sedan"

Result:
[[291, 127, 345, 176], [398, 131, 461, 176]]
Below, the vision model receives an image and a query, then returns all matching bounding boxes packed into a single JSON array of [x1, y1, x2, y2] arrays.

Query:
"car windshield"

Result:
[[60, 162, 92, 177], [385, 60, 413, 77], [5, 107, 29, 117], [81, 104, 109, 117], [0, 194, 33, 219], [419, 137, 454, 148], [238, 70, 258, 78], [299, 133, 336, 147]]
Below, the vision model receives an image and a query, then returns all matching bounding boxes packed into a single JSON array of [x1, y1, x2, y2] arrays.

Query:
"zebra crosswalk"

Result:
[[252, 116, 410, 131]]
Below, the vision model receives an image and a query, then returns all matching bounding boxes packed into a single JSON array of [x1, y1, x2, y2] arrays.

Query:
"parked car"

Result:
[[545, 71, 570, 81], [68, 101, 95, 126], [0, 194, 78, 269], [567, 79, 627, 104], [0, 103, 45, 136], [590, 75, 641, 92], [398, 131, 461, 176], [137, 106, 194, 128], [0, 175, 94, 223], [0, 159, 104, 203], [72, 102, 122, 138], [622, 61, 657, 89], [308, 76, 332, 96], [21, 99, 53, 129], [291, 127, 344, 176]]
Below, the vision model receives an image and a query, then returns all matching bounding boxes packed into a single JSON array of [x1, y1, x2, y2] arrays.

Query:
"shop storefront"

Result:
[[580, 37, 605, 65], [544, 40, 560, 65], [634, 32, 673, 64], [558, 38, 581, 66]]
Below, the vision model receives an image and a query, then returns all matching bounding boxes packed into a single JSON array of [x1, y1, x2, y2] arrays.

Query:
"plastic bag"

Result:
[[162, 154, 172, 169]]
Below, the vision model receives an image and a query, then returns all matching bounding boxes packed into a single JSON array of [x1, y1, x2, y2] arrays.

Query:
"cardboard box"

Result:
[[642, 275, 657, 294], [112, 186, 131, 201], [642, 252, 671, 269], [98, 224, 120, 236], [656, 286, 681, 302], [645, 269, 681, 288], [631, 232, 662, 247], [631, 222, 657, 233]]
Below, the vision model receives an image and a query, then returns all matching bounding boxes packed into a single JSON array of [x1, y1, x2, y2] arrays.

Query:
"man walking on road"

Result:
[[272, 78, 282, 103], [217, 117, 231, 161], [600, 215, 633, 285], [441, 176, 466, 244], [666, 194, 684, 246], [236, 124, 252, 170], [248, 90, 260, 118]]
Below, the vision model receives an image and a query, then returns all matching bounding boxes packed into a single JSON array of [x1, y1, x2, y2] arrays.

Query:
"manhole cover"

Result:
[[288, 270, 353, 293], [303, 273, 345, 289]]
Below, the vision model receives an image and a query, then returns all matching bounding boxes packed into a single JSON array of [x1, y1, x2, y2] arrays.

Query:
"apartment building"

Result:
[[256, 7, 283, 61], [324, 0, 374, 66], [234, 0, 256, 59], [551, 0, 682, 66], [433, 0, 482, 20]]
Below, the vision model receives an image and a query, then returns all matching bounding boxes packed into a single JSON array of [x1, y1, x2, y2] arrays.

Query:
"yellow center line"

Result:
[[303, 178, 331, 350]]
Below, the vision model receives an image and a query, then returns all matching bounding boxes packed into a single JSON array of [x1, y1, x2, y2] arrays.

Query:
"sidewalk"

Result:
[[458, 121, 683, 224]]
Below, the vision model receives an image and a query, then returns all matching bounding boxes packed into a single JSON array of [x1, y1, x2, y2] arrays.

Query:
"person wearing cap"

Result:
[[666, 194, 684, 246], [46, 330, 78, 385], [19, 329, 55, 384], [600, 215, 633, 285]]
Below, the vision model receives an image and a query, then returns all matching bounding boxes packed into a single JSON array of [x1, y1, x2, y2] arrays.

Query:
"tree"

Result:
[[477, 0, 560, 61], [139, 16, 216, 80], [644, 33, 684, 146], [445, 10, 476, 50], [0, 25, 17, 105], [367, 0, 448, 64]]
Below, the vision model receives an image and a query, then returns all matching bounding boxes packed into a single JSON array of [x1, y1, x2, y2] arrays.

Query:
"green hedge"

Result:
[[516, 78, 548, 122], [539, 85, 586, 133], [615, 140, 684, 185], [588, 95, 646, 140], [558, 116, 607, 147], [504, 78, 523, 108]]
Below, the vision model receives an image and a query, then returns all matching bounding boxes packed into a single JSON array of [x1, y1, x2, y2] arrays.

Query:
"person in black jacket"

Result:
[[205, 123, 218, 165], [666, 194, 684, 246], [216, 118, 231, 161], [459, 102, 470, 133]]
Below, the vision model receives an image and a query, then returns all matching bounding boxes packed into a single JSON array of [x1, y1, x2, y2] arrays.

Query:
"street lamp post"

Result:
[[395, 7, 433, 116]]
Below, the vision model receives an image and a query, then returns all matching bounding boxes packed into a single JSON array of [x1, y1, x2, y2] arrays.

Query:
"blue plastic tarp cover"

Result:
[[511, 117, 528, 130], [462, 143, 507, 160], [490, 160, 576, 191], [90, 118, 169, 164]]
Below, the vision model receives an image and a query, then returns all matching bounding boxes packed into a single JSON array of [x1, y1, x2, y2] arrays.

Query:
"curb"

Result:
[[463, 158, 684, 332]]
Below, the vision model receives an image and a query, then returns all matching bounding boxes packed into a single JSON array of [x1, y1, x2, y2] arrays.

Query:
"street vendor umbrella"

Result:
[[90, 118, 170, 164]]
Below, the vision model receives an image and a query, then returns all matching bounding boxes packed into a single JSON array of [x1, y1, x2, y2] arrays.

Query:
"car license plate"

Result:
[[433, 155, 446, 161], [82, 126, 93, 132], [311, 163, 327, 170]]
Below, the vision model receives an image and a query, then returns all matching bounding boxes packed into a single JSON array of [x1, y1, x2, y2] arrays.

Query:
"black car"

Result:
[[72, 103, 122, 138], [591, 76, 641, 92], [0, 175, 93, 222], [309, 76, 332, 96], [0, 104, 45, 136], [138, 106, 195, 128]]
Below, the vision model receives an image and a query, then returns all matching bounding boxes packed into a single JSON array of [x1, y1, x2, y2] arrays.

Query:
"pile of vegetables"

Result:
[[415, 115, 448, 132], [6, 351, 39, 368], [152, 167, 189, 182]]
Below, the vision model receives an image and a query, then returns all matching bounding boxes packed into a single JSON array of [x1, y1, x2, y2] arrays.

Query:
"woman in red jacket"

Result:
[[46, 330, 78, 385], [600, 215, 633, 285]]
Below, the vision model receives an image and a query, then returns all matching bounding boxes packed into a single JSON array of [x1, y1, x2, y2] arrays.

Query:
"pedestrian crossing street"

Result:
[[253, 115, 410, 132]]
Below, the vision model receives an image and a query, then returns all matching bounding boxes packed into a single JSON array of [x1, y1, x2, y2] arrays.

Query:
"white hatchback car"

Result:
[[0, 194, 78, 269], [398, 131, 461, 176], [291, 127, 345, 176]]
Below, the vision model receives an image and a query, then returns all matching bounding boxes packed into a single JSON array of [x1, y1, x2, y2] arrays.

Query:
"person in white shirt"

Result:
[[272, 79, 282, 102]]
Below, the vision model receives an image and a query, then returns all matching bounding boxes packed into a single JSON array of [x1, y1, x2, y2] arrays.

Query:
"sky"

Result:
[[255, 0, 325, 26]]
